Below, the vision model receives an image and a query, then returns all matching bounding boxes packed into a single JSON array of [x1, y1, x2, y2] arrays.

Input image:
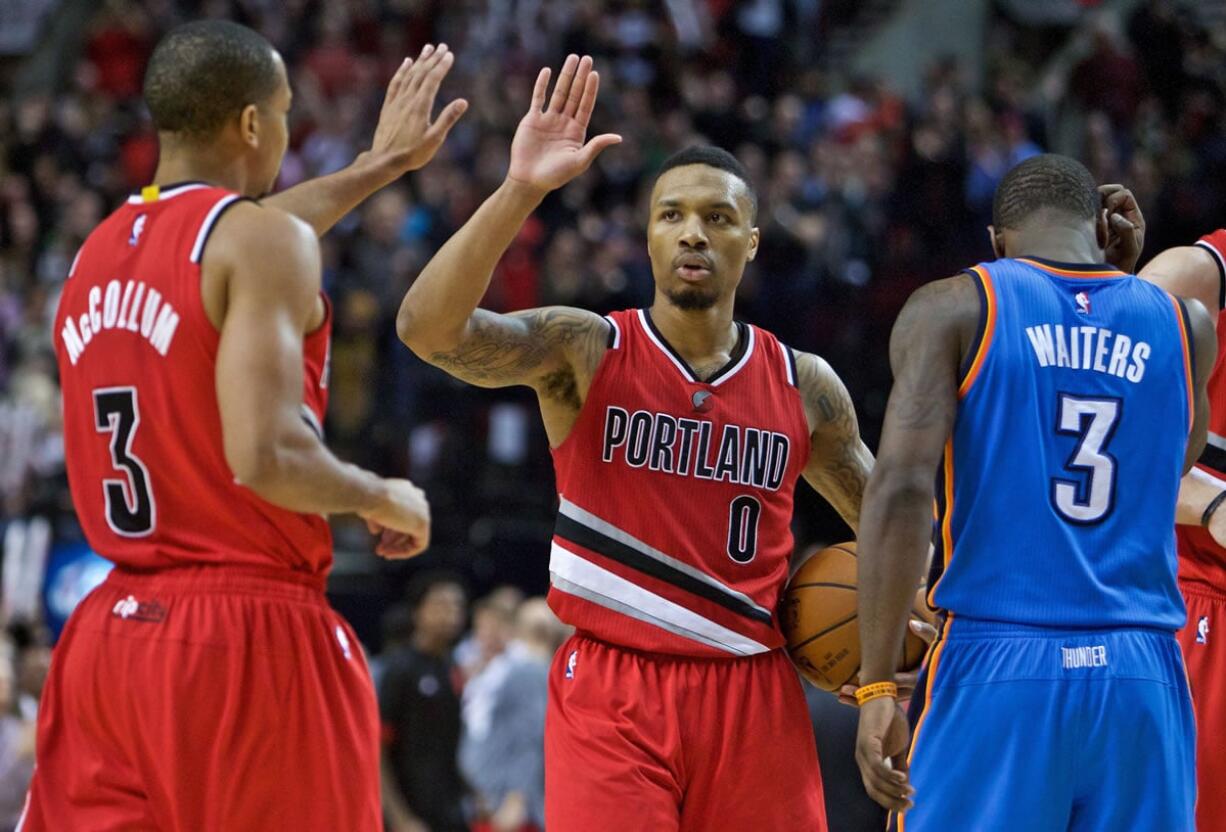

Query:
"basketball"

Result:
[[783, 541, 933, 692]]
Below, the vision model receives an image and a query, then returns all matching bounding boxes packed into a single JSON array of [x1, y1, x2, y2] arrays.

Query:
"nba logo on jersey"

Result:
[[129, 214, 147, 247], [1074, 290, 1091, 314], [1197, 615, 1210, 645], [565, 649, 578, 679]]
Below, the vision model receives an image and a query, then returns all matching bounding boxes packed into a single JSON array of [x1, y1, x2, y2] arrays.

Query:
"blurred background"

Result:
[[3, 0, 1226, 829]]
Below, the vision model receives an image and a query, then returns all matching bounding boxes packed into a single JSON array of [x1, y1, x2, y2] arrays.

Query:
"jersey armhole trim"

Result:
[[1173, 294, 1196, 434], [189, 195, 249, 264], [1194, 239, 1226, 311], [957, 266, 996, 397], [604, 315, 621, 349], [782, 345, 799, 387]]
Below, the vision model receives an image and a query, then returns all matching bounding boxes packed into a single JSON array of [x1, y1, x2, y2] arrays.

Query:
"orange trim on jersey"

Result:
[[926, 439, 955, 609], [1171, 294, 1195, 434], [958, 266, 997, 397], [1015, 258, 1126, 279], [896, 613, 954, 832]]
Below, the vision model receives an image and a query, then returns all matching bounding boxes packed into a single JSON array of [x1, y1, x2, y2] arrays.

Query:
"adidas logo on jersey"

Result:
[[1197, 615, 1210, 645], [110, 594, 167, 623]]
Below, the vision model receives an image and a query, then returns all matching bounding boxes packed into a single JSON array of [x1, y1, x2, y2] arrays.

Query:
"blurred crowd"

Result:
[[4, 0, 1226, 823]]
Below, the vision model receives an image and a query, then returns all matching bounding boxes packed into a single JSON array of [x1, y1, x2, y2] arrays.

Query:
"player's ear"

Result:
[[747, 226, 760, 261], [987, 225, 1004, 259], [239, 104, 260, 149]]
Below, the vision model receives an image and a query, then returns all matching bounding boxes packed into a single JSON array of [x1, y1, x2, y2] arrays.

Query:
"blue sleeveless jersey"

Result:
[[928, 257, 1195, 630]]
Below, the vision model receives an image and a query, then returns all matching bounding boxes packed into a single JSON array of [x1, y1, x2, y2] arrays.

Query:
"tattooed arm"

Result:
[[854, 274, 979, 812], [796, 352, 874, 533]]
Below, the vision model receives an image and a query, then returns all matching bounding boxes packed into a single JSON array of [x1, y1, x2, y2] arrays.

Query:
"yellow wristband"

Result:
[[854, 681, 898, 707]]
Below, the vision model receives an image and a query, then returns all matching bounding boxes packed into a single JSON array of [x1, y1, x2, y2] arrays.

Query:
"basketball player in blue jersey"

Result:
[[853, 154, 1217, 831]]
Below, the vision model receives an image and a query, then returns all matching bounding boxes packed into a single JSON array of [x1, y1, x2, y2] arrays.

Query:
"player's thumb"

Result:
[[579, 133, 623, 169], [426, 98, 469, 143]]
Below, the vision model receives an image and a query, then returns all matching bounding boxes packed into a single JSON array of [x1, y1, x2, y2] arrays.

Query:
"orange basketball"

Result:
[[782, 541, 934, 692]]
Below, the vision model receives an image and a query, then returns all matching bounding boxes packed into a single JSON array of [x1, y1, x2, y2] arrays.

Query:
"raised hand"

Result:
[[369, 44, 469, 175], [1099, 183, 1146, 274], [507, 54, 622, 195]]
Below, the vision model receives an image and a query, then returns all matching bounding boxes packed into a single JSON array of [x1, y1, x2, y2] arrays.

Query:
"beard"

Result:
[[664, 283, 719, 311]]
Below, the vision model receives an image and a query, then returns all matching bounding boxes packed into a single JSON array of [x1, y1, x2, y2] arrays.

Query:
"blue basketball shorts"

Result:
[[897, 617, 1195, 832]]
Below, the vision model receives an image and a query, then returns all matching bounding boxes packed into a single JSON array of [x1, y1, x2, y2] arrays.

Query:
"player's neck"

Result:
[[648, 296, 739, 366], [1005, 228, 1106, 266], [151, 141, 249, 194]]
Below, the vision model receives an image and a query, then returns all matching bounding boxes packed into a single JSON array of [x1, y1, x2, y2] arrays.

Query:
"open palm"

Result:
[[508, 54, 622, 194]]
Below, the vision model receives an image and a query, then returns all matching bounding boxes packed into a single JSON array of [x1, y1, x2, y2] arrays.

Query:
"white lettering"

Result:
[[102, 280, 121, 328], [116, 279, 136, 330], [140, 289, 162, 338], [1107, 333, 1132, 378], [1062, 645, 1108, 669], [1054, 324, 1070, 367], [1026, 325, 1055, 367], [61, 318, 84, 365], [1093, 328, 1111, 373], [1127, 342, 1150, 383], [88, 285, 102, 332], [79, 313, 92, 345], [149, 305, 180, 356], [1080, 327, 1095, 370]]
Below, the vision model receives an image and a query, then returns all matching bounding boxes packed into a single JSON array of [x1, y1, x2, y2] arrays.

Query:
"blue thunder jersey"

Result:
[[928, 257, 1195, 630]]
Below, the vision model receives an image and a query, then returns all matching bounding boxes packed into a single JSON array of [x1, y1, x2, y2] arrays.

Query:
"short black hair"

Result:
[[143, 20, 281, 138], [656, 145, 758, 220], [992, 154, 1099, 230], [404, 569, 467, 612]]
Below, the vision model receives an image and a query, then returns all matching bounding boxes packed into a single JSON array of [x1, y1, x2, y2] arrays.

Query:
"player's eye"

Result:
[[661, 210, 680, 221], [708, 212, 725, 224]]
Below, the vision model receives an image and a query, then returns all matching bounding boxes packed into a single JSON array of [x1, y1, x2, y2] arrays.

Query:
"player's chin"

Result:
[[663, 284, 719, 311]]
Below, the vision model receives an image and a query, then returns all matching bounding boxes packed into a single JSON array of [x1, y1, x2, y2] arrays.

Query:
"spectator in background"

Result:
[[461, 598, 571, 832], [370, 602, 414, 691], [0, 635, 35, 832], [379, 572, 470, 832], [455, 586, 523, 681]]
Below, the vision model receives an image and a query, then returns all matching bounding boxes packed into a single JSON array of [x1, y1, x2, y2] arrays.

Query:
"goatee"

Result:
[[665, 285, 719, 311]]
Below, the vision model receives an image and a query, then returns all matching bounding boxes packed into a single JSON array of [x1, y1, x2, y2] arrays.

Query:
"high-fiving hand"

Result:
[[507, 54, 622, 195], [369, 44, 469, 176]]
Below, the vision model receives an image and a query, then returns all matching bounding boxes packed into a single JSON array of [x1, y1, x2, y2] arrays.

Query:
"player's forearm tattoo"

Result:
[[428, 307, 605, 405], [797, 353, 873, 530]]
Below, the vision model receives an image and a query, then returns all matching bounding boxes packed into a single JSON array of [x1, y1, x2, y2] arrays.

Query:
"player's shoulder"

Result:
[[203, 201, 318, 274]]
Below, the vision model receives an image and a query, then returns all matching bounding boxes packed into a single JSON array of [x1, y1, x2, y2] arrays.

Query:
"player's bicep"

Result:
[[798, 353, 874, 531], [875, 278, 973, 477], [209, 211, 320, 481], [1140, 246, 1223, 323], [424, 306, 608, 392]]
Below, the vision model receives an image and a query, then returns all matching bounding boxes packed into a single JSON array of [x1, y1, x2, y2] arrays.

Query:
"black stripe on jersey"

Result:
[[1199, 442, 1226, 476], [1175, 296, 1196, 386], [642, 309, 749, 384], [957, 268, 989, 386], [192, 197, 254, 264], [785, 347, 799, 387], [554, 514, 774, 625]]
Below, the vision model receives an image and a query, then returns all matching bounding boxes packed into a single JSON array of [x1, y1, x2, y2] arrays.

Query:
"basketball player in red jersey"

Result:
[[397, 55, 875, 831], [1139, 227, 1226, 831], [22, 22, 467, 830]]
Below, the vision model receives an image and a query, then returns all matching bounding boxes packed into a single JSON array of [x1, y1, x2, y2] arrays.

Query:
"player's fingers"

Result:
[[564, 55, 592, 118], [575, 69, 600, 127], [365, 518, 382, 535], [1109, 213, 1137, 233], [530, 67, 551, 112], [578, 133, 622, 169], [548, 54, 580, 112], [385, 57, 412, 106], [414, 49, 456, 112], [407, 43, 444, 94], [910, 619, 938, 643]]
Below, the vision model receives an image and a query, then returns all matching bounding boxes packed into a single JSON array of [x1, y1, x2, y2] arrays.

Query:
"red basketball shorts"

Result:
[[18, 565, 380, 831], [545, 633, 827, 832], [1177, 580, 1226, 832]]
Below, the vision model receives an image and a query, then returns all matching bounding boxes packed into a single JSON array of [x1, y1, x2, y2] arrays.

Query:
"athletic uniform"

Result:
[[545, 308, 826, 831], [1174, 229, 1226, 831], [22, 182, 379, 831], [902, 258, 1197, 831]]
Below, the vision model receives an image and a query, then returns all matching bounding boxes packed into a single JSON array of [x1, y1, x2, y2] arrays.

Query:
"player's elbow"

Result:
[[223, 427, 294, 496], [396, 305, 463, 360]]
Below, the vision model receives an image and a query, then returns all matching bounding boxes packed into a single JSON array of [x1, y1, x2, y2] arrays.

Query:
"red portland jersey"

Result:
[[548, 308, 810, 658], [1178, 230, 1226, 590], [54, 182, 333, 576]]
